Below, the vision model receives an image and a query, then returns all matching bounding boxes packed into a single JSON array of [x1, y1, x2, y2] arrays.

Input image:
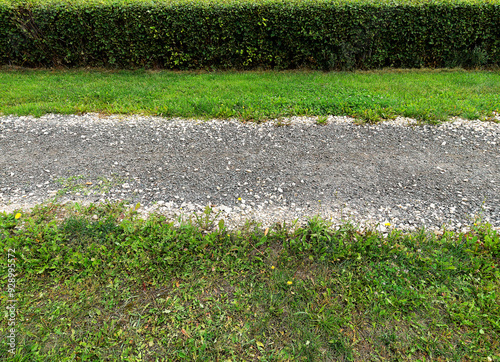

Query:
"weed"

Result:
[[316, 115, 328, 125], [55, 175, 86, 197], [274, 118, 292, 127], [191, 205, 222, 231], [53, 175, 126, 200]]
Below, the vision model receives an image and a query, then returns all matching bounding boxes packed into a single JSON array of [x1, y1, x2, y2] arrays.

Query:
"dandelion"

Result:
[[238, 198, 242, 201], [271, 266, 275, 270], [287, 281, 293, 285], [15, 213, 21, 219], [384, 222, 391, 226]]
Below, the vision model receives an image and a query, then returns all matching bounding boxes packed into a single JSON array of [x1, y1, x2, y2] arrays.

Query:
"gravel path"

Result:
[[1, 113, 499, 232]]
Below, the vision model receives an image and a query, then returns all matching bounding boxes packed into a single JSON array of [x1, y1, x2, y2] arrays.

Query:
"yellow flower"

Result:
[[384, 222, 391, 226], [271, 266, 275, 270], [15, 213, 22, 219], [287, 281, 293, 285], [238, 198, 242, 201]]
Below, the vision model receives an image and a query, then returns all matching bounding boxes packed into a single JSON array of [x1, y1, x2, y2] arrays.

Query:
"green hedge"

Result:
[[1, 0, 499, 69]]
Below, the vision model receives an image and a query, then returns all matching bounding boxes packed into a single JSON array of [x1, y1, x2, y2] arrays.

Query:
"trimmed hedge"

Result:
[[1, 0, 499, 70]]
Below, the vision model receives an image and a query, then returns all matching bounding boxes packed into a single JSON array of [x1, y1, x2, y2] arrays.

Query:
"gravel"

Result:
[[1, 113, 499, 232]]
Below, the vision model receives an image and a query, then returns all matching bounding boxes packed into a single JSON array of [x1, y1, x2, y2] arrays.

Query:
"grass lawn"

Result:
[[1, 67, 499, 123], [1, 202, 499, 361]]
